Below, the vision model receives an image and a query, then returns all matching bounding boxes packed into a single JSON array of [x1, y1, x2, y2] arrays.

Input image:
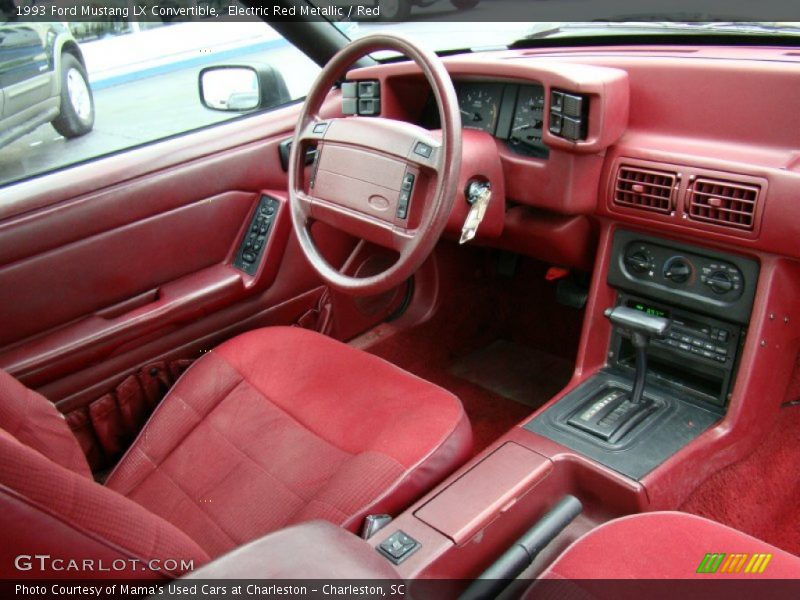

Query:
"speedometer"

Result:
[[457, 83, 502, 134], [509, 85, 546, 156]]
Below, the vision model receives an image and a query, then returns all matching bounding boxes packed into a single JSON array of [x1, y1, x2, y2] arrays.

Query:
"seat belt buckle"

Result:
[[361, 514, 393, 539]]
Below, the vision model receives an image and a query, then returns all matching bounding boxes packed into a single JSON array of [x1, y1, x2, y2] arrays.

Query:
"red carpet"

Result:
[[412, 364, 536, 456], [681, 404, 800, 556], [449, 340, 573, 408], [358, 248, 583, 454]]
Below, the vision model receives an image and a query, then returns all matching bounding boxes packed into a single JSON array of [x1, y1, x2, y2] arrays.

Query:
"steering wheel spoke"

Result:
[[390, 226, 416, 255], [294, 190, 314, 220]]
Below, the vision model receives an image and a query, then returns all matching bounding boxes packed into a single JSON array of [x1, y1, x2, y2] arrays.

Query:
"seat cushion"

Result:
[[0, 429, 209, 578], [106, 327, 472, 558], [542, 511, 800, 580]]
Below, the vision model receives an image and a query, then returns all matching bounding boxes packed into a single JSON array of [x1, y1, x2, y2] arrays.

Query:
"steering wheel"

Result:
[[288, 34, 462, 296]]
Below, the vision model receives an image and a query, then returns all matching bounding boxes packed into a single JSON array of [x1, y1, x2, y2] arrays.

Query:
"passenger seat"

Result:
[[540, 511, 800, 580]]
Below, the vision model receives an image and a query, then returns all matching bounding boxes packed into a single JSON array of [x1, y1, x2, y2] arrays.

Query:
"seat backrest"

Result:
[[0, 370, 209, 578], [0, 369, 91, 478]]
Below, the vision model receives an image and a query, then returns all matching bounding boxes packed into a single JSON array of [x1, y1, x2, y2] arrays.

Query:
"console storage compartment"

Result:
[[415, 442, 553, 545]]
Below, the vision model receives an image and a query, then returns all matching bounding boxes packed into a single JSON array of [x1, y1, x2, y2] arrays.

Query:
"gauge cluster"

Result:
[[508, 85, 546, 156], [456, 83, 503, 134], [422, 81, 548, 158]]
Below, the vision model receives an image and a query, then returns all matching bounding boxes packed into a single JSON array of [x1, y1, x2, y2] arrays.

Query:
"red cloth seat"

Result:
[[0, 327, 472, 577], [542, 511, 800, 580]]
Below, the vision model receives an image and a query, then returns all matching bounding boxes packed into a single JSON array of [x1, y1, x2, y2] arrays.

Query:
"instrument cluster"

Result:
[[508, 84, 546, 156], [422, 80, 549, 158], [456, 82, 503, 134]]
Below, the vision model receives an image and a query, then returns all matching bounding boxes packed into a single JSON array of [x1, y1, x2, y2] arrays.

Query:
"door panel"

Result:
[[0, 190, 294, 389], [0, 95, 404, 409], [0, 191, 252, 346], [0, 102, 318, 395]]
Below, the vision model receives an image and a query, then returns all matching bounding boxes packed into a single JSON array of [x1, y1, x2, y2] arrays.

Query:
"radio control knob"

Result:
[[664, 257, 692, 284], [625, 251, 652, 275], [707, 271, 734, 294]]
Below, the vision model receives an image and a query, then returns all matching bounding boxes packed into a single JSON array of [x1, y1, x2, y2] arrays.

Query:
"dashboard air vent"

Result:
[[614, 165, 677, 214], [686, 178, 760, 231]]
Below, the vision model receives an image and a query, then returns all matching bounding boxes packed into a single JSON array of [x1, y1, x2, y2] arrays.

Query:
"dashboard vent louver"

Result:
[[686, 178, 760, 231], [614, 165, 677, 214]]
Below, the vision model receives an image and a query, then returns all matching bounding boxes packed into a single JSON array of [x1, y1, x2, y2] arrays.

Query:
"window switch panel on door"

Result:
[[234, 195, 279, 275]]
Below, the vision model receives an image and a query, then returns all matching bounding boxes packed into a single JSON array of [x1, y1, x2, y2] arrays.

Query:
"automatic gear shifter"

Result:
[[604, 306, 671, 404], [567, 306, 672, 443]]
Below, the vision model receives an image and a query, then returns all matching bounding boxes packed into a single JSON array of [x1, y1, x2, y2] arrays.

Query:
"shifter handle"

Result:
[[604, 306, 671, 347], [605, 306, 672, 405]]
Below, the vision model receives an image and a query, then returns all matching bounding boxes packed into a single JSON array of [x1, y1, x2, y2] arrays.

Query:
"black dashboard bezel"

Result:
[[608, 229, 760, 325]]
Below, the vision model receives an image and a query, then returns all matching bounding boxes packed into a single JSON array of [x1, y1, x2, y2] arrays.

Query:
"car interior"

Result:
[[2, 10, 800, 595]]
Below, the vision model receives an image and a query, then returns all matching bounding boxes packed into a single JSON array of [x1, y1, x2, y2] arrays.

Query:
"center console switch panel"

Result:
[[377, 530, 420, 565], [608, 229, 759, 324]]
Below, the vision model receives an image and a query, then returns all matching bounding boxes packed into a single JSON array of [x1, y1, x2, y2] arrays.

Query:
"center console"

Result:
[[526, 229, 760, 479]]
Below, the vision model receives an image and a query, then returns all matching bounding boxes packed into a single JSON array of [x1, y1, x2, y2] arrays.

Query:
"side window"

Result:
[[0, 3, 321, 188]]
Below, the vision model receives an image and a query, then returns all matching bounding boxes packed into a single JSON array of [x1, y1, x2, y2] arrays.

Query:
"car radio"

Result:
[[627, 298, 736, 365], [611, 294, 742, 406]]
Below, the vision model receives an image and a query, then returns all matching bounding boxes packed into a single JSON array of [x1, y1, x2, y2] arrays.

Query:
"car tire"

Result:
[[378, 0, 412, 21], [51, 53, 95, 139], [450, 0, 480, 9]]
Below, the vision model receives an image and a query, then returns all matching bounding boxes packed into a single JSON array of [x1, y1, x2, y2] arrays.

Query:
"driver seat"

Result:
[[0, 327, 472, 578]]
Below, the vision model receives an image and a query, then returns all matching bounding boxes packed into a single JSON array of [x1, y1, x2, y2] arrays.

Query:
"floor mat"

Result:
[[449, 340, 573, 408], [680, 405, 800, 556]]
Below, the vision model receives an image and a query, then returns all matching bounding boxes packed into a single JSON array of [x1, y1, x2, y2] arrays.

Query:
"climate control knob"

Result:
[[664, 257, 692, 284], [625, 251, 653, 275], [707, 271, 734, 294]]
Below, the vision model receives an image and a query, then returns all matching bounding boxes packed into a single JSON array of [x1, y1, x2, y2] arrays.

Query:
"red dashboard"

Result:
[[347, 45, 800, 263]]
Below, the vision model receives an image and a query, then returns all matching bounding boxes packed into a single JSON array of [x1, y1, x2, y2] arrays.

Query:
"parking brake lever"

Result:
[[604, 306, 672, 404]]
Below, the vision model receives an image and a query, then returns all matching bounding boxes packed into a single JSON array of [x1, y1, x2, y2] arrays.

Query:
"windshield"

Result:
[[338, 20, 800, 55]]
